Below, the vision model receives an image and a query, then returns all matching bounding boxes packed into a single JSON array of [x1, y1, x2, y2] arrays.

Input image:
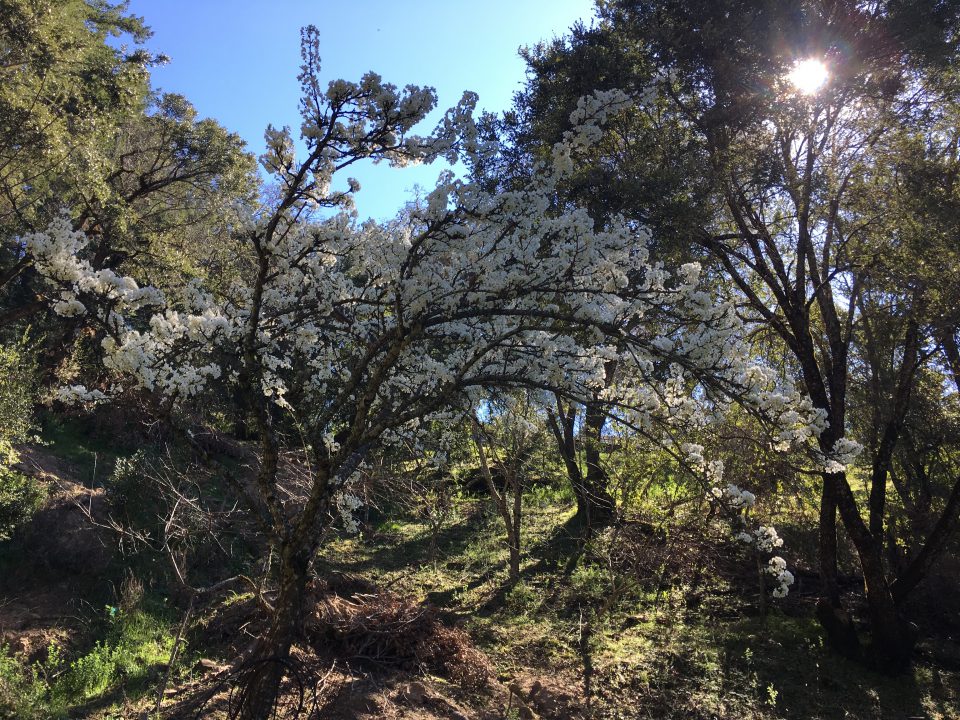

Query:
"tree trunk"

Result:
[[580, 403, 615, 529], [236, 544, 311, 719], [815, 474, 861, 658], [546, 397, 587, 520], [866, 314, 920, 540], [890, 473, 960, 604], [833, 474, 916, 671], [508, 529, 521, 583], [509, 473, 523, 582], [818, 477, 842, 607], [472, 416, 522, 584]]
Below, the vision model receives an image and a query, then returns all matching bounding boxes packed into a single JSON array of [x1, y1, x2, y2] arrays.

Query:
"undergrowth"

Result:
[[2, 431, 958, 718], [0, 601, 178, 719]]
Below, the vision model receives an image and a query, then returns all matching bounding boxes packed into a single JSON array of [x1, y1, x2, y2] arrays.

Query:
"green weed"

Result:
[[0, 604, 176, 718]]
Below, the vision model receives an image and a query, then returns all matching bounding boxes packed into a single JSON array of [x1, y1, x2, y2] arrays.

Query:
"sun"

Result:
[[787, 58, 829, 94]]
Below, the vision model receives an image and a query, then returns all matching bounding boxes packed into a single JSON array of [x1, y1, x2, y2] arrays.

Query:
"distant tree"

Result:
[[472, 391, 551, 582], [0, 0, 256, 343]]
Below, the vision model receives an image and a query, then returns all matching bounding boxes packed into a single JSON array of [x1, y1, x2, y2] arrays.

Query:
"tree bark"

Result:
[[866, 315, 920, 540], [580, 402, 615, 529], [832, 473, 916, 670], [236, 543, 311, 720], [546, 395, 587, 520], [815, 474, 860, 658]]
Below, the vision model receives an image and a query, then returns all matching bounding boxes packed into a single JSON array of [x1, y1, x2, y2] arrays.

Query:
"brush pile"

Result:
[[304, 587, 492, 689]]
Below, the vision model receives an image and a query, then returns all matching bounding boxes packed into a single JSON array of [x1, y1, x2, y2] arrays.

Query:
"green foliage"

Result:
[[568, 560, 611, 604], [525, 480, 575, 508], [0, 604, 175, 718], [504, 580, 540, 615], [0, 0, 153, 235], [58, 608, 173, 701], [0, 336, 37, 462], [0, 467, 45, 540], [0, 641, 64, 719], [106, 450, 149, 508], [0, 0, 258, 394], [0, 0, 957, 714], [0, 336, 43, 540]]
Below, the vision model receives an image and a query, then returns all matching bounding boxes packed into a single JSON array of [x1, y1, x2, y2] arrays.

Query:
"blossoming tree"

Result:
[[19, 27, 835, 716]]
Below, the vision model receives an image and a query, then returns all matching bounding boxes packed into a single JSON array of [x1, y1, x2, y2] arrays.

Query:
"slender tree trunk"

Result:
[[815, 474, 861, 658], [866, 316, 920, 540], [891, 473, 960, 604], [818, 476, 842, 606], [472, 417, 522, 583], [510, 472, 523, 581], [507, 526, 521, 583], [546, 396, 587, 520]]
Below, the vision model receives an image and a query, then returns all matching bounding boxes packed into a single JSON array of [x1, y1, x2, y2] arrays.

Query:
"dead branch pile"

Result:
[[610, 519, 737, 589], [304, 589, 492, 689]]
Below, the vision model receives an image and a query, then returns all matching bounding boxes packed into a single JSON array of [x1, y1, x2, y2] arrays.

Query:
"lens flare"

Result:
[[788, 58, 828, 94]]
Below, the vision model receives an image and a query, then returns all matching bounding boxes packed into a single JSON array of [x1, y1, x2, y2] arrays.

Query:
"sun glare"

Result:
[[788, 58, 829, 94]]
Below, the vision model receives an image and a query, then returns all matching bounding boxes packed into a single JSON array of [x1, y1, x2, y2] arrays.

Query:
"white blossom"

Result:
[[767, 555, 795, 598], [335, 490, 363, 534]]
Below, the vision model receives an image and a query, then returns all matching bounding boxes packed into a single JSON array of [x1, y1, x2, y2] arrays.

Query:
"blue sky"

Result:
[[126, 1, 596, 220]]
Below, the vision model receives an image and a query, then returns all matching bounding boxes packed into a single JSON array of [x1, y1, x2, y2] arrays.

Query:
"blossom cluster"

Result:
[[23, 214, 164, 318], [816, 437, 863, 474], [738, 525, 784, 553], [54, 384, 109, 406], [335, 490, 363, 534], [705, 462, 790, 598], [766, 556, 795, 598], [711, 483, 756, 509]]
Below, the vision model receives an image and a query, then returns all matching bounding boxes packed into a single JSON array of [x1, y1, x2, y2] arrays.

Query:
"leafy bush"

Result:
[[0, 336, 36, 463], [0, 467, 46, 540], [0, 337, 43, 540], [105, 450, 149, 510], [59, 607, 175, 701], [0, 642, 66, 719]]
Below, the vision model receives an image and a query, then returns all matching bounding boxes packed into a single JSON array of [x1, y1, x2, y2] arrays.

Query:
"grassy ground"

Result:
[[318, 492, 959, 720], [1, 429, 958, 719]]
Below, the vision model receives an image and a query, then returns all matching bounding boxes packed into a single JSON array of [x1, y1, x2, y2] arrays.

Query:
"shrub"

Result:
[[0, 605, 175, 717], [0, 467, 46, 540], [0, 335, 37, 463], [0, 336, 43, 540]]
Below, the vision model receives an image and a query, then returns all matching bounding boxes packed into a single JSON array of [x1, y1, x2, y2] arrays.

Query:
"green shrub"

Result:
[[0, 337, 43, 540], [0, 336, 37, 463], [0, 642, 63, 719], [54, 606, 175, 703], [0, 605, 175, 717], [0, 467, 46, 540], [105, 451, 148, 508], [505, 580, 540, 614]]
